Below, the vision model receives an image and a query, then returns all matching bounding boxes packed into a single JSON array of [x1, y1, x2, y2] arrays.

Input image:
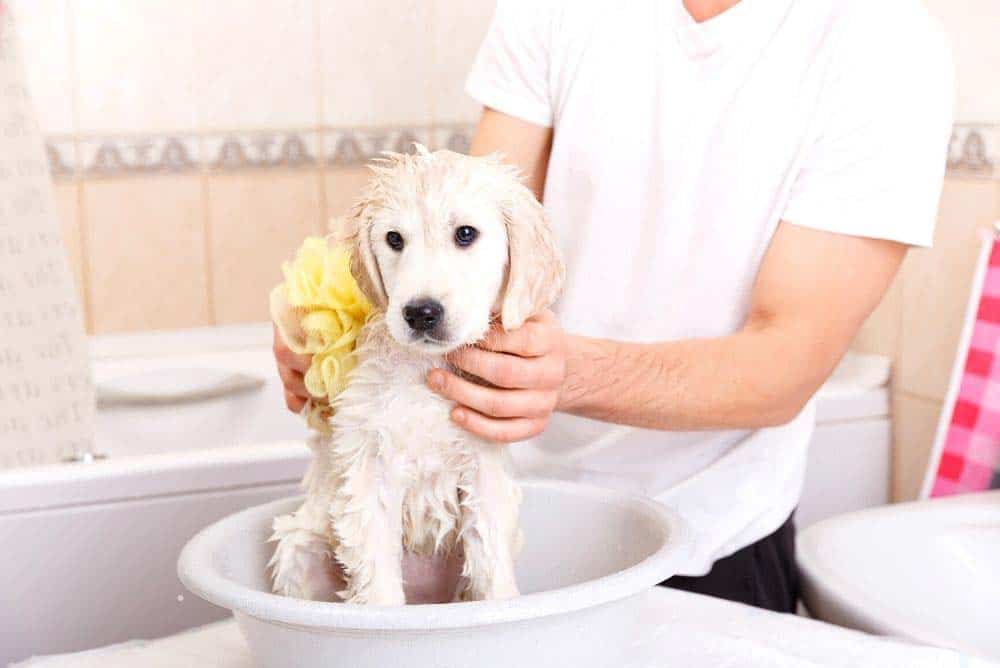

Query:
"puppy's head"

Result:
[[340, 145, 563, 354]]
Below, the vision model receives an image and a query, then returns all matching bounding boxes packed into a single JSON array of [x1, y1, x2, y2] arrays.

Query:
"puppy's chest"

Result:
[[335, 343, 472, 473], [338, 350, 475, 555]]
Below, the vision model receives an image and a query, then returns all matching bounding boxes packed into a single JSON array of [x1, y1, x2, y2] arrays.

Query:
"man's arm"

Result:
[[469, 107, 553, 199], [433, 220, 906, 439], [558, 222, 906, 430]]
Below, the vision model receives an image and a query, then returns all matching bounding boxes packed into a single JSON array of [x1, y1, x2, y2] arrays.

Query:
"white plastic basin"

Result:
[[178, 480, 691, 668], [798, 490, 1000, 660]]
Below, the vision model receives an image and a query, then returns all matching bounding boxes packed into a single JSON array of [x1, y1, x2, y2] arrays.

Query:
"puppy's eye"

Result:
[[386, 231, 404, 251], [454, 225, 479, 247]]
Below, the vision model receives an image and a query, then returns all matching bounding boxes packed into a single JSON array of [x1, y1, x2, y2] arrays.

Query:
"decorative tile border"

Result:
[[44, 123, 995, 180], [44, 139, 75, 179], [203, 132, 320, 171], [79, 135, 201, 177], [948, 124, 997, 178], [42, 124, 476, 179]]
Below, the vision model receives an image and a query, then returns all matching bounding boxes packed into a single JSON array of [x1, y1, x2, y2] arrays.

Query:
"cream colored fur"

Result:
[[268, 146, 564, 605]]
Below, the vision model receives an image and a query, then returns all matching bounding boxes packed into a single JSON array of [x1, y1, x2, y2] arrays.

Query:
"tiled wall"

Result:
[[9, 1, 1000, 499], [9, 0, 495, 333]]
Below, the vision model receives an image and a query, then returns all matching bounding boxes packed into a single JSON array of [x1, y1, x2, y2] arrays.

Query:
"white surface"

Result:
[[177, 482, 691, 668], [797, 419, 891, 529], [92, 348, 308, 459], [15, 587, 994, 668], [95, 367, 264, 406], [799, 490, 1000, 661], [814, 352, 891, 422], [88, 325, 307, 462], [796, 352, 893, 528], [0, 483, 300, 666]]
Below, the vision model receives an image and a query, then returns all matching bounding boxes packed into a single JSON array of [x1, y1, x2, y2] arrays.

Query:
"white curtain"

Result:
[[0, 5, 95, 468]]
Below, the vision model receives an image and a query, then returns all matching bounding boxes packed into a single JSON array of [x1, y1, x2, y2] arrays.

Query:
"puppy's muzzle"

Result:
[[403, 298, 444, 333]]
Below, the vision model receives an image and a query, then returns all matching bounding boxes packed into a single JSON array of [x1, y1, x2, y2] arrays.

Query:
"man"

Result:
[[276, 0, 953, 612]]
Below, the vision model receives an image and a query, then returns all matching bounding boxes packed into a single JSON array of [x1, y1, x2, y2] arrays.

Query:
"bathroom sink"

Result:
[[798, 491, 1000, 660]]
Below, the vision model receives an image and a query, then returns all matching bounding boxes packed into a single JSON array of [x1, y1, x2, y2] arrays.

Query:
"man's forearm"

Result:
[[558, 324, 838, 432]]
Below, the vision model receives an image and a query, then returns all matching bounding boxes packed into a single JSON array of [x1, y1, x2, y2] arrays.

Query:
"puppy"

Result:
[[269, 146, 564, 605]]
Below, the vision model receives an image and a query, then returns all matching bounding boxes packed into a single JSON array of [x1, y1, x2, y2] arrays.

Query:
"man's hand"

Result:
[[426, 310, 566, 444], [273, 324, 313, 413]]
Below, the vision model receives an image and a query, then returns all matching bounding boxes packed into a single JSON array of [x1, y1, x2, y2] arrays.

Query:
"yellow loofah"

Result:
[[270, 237, 372, 430]]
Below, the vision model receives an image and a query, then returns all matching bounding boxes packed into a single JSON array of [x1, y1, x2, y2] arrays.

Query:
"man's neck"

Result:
[[684, 0, 741, 23]]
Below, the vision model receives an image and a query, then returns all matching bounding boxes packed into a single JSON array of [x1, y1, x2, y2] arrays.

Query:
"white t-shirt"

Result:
[[466, 0, 953, 574]]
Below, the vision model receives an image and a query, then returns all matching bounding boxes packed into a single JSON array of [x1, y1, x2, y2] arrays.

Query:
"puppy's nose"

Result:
[[403, 299, 444, 332]]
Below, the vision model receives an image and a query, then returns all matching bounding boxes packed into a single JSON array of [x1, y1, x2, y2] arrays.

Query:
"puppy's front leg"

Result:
[[329, 432, 406, 606], [269, 434, 343, 601], [269, 499, 344, 601], [457, 446, 522, 601]]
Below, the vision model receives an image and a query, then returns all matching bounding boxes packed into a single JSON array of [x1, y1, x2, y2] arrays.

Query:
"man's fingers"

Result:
[[480, 321, 550, 357], [273, 325, 312, 373], [446, 346, 563, 390], [278, 364, 309, 398], [284, 389, 307, 413], [479, 310, 558, 357], [450, 406, 548, 444], [428, 369, 556, 418], [275, 345, 312, 374]]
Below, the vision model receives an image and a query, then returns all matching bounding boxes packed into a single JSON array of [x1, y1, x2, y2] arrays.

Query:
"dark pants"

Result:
[[659, 513, 799, 613]]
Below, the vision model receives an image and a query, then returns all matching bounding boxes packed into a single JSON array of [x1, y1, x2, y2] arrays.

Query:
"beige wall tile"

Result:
[[898, 179, 1000, 400], [851, 272, 903, 359], [194, 0, 317, 131], [208, 171, 322, 324], [9, 0, 75, 135], [892, 392, 943, 502], [923, 0, 1000, 123], [83, 175, 210, 333], [430, 0, 496, 125], [52, 181, 88, 322], [323, 168, 372, 232], [318, 0, 433, 127], [74, 0, 200, 133]]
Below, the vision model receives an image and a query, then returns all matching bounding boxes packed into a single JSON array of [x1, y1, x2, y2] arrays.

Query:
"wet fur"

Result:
[[268, 146, 563, 605]]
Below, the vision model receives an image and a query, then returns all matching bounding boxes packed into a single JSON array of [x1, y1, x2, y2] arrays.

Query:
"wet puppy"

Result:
[[269, 146, 563, 605]]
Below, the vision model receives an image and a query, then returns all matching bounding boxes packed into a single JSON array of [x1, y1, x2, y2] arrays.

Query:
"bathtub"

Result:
[[0, 324, 312, 666], [0, 324, 892, 666]]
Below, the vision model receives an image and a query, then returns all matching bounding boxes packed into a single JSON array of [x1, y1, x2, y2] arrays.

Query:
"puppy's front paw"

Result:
[[269, 513, 343, 601]]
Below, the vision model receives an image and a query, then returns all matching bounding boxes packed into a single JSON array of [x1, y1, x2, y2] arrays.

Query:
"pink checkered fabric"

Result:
[[932, 240, 1000, 497]]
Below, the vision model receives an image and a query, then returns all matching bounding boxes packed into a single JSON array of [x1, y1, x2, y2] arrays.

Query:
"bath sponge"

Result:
[[270, 237, 372, 430]]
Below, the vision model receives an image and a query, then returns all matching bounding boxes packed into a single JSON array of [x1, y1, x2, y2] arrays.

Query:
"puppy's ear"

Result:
[[336, 202, 387, 309], [499, 181, 565, 330]]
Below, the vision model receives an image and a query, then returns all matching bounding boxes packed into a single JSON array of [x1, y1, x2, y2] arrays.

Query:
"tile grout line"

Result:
[[890, 262, 908, 497], [200, 154, 216, 326], [194, 15, 216, 327], [896, 389, 946, 404]]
